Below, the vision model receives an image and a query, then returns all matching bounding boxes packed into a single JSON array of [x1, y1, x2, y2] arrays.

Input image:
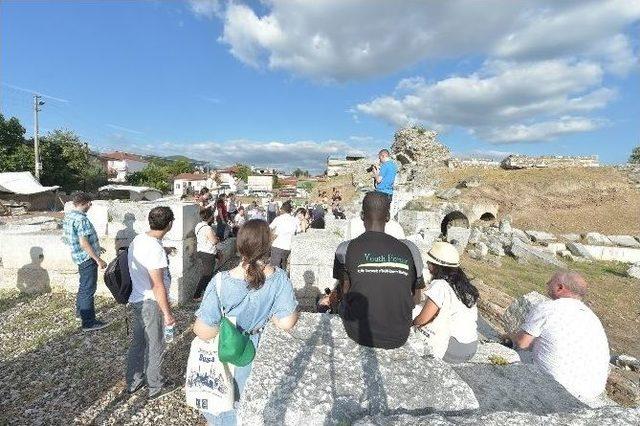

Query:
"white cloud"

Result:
[[188, 0, 221, 19], [126, 138, 370, 173], [356, 60, 616, 143], [473, 117, 606, 144], [210, 0, 639, 81]]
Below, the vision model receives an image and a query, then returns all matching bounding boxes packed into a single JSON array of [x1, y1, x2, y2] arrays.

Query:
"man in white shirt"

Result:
[[269, 200, 298, 269], [510, 271, 610, 402], [126, 206, 177, 400]]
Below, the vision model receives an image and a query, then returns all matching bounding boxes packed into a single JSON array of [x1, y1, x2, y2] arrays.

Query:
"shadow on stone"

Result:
[[452, 363, 587, 414], [115, 212, 137, 251], [16, 246, 51, 295]]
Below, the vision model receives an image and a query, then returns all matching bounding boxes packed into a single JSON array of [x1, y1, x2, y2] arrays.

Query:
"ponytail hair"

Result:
[[236, 219, 272, 289], [429, 263, 479, 308]]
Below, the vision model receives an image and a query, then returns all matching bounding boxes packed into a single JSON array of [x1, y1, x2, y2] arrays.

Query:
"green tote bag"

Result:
[[214, 273, 256, 367]]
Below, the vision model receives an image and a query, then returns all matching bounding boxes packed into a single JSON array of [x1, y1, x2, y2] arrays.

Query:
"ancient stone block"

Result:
[[447, 226, 470, 253], [525, 230, 556, 243], [607, 235, 640, 248], [627, 263, 640, 280], [543, 242, 567, 254], [581, 245, 640, 263], [436, 187, 461, 200], [508, 238, 566, 268], [502, 291, 549, 334], [566, 242, 595, 259], [585, 232, 612, 246], [561, 233, 581, 242], [238, 313, 479, 425]]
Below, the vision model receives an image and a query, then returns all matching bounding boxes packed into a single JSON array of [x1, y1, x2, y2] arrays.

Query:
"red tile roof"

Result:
[[101, 151, 148, 162], [174, 173, 209, 181]]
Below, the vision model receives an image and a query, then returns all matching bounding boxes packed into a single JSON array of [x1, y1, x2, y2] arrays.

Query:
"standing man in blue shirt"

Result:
[[63, 192, 109, 331], [372, 149, 397, 199]]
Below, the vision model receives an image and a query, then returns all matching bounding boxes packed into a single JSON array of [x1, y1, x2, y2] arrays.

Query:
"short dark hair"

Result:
[[148, 206, 174, 231], [362, 191, 390, 221], [379, 149, 390, 156], [281, 200, 292, 214], [72, 192, 92, 206], [200, 187, 209, 195], [199, 207, 214, 221]]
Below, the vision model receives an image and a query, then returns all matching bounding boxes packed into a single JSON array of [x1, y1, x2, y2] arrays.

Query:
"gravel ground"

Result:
[[0, 290, 207, 425]]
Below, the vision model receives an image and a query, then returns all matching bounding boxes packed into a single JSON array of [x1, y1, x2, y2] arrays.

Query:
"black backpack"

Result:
[[104, 247, 132, 304]]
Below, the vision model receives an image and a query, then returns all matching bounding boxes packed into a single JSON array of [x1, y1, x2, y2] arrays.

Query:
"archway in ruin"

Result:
[[440, 211, 469, 237], [479, 212, 496, 223]]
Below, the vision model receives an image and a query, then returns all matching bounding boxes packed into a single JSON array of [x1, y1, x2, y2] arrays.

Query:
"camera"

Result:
[[366, 164, 377, 173]]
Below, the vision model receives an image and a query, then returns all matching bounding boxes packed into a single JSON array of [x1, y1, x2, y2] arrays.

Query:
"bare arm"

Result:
[[272, 311, 299, 330], [510, 330, 535, 350], [205, 226, 219, 245], [413, 298, 440, 327], [149, 268, 174, 325], [193, 318, 219, 341], [79, 236, 106, 268]]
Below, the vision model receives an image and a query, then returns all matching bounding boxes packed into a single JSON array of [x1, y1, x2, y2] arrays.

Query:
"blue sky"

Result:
[[1, 0, 639, 172]]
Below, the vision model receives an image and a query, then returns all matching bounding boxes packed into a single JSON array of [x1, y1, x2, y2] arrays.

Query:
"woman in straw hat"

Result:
[[413, 241, 479, 363]]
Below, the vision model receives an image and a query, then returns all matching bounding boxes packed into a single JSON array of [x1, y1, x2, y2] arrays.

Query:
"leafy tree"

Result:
[[127, 163, 171, 192], [292, 168, 310, 177], [164, 159, 194, 176], [630, 146, 640, 164], [0, 114, 33, 172], [272, 175, 284, 189], [299, 180, 315, 193], [234, 163, 251, 182], [39, 130, 108, 191]]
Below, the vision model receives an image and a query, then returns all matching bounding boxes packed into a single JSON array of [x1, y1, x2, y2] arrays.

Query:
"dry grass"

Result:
[[463, 255, 640, 359], [436, 166, 640, 235]]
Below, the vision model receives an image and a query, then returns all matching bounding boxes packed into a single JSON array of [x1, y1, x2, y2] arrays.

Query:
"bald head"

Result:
[[547, 270, 588, 299]]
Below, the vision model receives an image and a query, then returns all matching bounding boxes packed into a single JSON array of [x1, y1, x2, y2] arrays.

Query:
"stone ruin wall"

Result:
[[0, 200, 222, 304], [501, 154, 600, 169]]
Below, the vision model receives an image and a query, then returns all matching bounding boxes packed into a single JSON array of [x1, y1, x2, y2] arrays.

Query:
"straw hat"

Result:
[[425, 241, 460, 268]]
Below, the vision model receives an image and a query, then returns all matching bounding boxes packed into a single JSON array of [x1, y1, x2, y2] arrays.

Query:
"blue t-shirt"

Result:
[[375, 160, 397, 195], [195, 268, 298, 346]]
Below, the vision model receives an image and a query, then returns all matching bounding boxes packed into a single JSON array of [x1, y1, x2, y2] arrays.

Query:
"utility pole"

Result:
[[33, 95, 45, 180]]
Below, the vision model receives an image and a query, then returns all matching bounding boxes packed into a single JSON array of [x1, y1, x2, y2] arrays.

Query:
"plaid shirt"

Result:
[[63, 210, 101, 265]]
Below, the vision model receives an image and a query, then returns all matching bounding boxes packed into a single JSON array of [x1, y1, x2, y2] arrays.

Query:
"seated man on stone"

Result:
[[509, 271, 610, 402], [321, 191, 425, 349]]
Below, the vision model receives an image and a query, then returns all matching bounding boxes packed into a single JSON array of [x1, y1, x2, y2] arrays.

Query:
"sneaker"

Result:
[[127, 381, 146, 394], [82, 320, 109, 332], [148, 381, 179, 401]]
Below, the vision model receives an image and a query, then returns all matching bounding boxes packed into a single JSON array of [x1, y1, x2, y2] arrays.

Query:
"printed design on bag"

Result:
[[186, 351, 230, 395]]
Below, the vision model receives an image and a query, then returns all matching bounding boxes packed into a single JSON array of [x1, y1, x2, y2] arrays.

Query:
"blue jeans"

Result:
[[77, 258, 98, 327], [201, 360, 253, 425]]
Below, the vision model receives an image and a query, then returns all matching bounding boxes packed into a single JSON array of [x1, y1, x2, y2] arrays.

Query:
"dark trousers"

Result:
[[77, 258, 98, 327], [194, 252, 216, 299], [270, 247, 290, 270]]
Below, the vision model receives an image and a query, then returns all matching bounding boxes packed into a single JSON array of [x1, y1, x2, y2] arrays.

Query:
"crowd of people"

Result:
[[61, 160, 612, 424]]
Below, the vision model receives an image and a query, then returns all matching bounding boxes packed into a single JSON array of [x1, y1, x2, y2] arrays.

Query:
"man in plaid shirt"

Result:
[[63, 192, 109, 331]]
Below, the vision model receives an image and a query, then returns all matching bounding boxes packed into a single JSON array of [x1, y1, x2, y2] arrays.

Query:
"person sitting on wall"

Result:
[[508, 271, 610, 402], [412, 242, 479, 363], [320, 191, 425, 349], [309, 203, 326, 229]]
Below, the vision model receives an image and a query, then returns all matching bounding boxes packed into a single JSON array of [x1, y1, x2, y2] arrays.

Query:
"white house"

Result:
[[247, 175, 273, 193], [101, 151, 149, 182], [173, 173, 217, 195], [216, 170, 238, 193]]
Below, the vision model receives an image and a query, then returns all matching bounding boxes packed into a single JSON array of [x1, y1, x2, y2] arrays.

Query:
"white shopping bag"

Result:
[[185, 336, 235, 415]]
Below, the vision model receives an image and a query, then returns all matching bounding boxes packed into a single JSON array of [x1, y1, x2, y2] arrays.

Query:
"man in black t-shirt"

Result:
[[330, 192, 424, 349]]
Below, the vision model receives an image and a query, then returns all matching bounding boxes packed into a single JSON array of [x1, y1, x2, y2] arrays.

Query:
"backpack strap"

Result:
[[214, 272, 225, 317]]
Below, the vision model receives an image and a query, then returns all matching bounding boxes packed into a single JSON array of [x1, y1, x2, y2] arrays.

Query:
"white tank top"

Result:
[[195, 221, 216, 254]]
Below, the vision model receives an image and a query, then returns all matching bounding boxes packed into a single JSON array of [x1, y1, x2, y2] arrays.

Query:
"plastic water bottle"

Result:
[[164, 324, 175, 343]]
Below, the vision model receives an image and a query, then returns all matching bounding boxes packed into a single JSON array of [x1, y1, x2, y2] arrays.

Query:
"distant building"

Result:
[[173, 173, 216, 195], [101, 151, 149, 182], [247, 175, 274, 193], [215, 169, 239, 193]]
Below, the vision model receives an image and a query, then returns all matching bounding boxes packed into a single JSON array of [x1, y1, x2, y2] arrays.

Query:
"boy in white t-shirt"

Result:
[[126, 206, 177, 400], [269, 201, 298, 269], [509, 271, 610, 402]]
